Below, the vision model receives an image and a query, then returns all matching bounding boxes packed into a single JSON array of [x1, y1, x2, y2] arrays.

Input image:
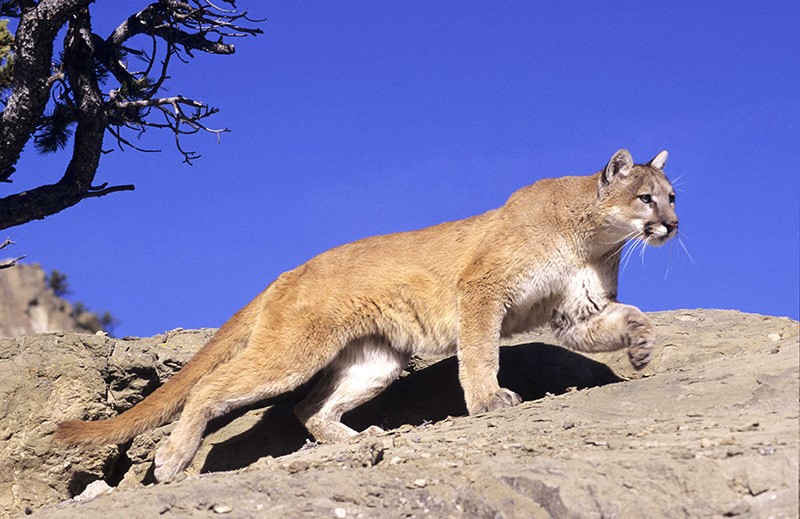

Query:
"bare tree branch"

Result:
[[106, 1, 261, 55], [107, 125, 160, 154], [109, 95, 228, 163], [114, 95, 202, 110], [0, 237, 25, 269], [83, 182, 136, 198]]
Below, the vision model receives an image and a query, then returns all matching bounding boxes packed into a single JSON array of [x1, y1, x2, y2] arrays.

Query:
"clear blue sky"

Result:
[[5, 2, 799, 337]]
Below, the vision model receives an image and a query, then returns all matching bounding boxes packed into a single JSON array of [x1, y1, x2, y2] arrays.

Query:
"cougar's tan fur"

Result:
[[56, 149, 678, 482]]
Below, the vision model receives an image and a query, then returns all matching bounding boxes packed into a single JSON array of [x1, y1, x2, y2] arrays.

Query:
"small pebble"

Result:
[[734, 422, 759, 432], [413, 479, 428, 488], [213, 504, 232, 514], [334, 507, 347, 518]]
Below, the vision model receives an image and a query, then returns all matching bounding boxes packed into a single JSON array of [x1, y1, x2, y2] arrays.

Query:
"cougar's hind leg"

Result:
[[153, 342, 319, 482], [295, 338, 409, 443]]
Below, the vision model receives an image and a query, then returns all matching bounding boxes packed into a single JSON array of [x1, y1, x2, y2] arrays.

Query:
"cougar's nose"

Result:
[[664, 220, 679, 235]]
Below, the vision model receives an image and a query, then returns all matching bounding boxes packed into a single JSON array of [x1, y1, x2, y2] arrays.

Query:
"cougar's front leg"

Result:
[[456, 283, 521, 415], [554, 302, 656, 370]]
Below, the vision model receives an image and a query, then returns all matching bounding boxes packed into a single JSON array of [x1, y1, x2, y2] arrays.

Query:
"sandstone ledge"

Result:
[[0, 310, 796, 517]]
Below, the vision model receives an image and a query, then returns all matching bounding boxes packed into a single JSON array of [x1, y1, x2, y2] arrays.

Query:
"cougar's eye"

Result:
[[669, 193, 676, 204], [638, 194, 652, 204]]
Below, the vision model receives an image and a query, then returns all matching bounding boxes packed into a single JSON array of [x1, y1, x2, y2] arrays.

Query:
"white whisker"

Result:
[[621, 236, 645, 272], [603, 229, 641, 264], [669, 174, 688, 196], [599, 229, 639, 246], [677, 237, 696, 265], [669, 174, 689, 190], [608, 240, 628, 260], [620, 242, 634, 272], [664, 239, 675, 279], [639, 236, 650, 266]]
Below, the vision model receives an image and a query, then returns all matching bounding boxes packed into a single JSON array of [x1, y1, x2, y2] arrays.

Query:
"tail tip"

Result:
[[54, 419, 86, 445]]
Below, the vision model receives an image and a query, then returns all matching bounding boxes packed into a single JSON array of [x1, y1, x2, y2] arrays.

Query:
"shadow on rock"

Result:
[[200, 342, 621, 474]]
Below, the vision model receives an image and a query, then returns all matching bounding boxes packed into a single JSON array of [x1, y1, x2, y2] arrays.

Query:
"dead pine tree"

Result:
[[0, 0, 262, 231]]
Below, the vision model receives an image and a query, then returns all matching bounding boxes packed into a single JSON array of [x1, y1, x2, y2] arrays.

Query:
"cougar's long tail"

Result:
[[54, 292, 265, 446]]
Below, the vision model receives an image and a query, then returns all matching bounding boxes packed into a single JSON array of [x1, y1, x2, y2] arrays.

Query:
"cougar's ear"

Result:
[[602, 149, 634, 186], [647, 150, 668, 170]]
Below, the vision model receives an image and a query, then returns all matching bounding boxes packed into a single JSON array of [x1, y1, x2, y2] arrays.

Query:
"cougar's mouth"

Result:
[[644, 221, 678, 245]]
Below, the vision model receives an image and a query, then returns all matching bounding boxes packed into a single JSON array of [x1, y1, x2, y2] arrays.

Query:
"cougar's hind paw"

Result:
[[154, 441, 188, 483], [472, 388, 523, 415]]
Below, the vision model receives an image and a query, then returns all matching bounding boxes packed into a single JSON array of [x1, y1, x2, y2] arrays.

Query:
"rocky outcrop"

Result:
[[0, 263, 103, 338], [0, 310, 797, 517], [0, 328, 213, 515]]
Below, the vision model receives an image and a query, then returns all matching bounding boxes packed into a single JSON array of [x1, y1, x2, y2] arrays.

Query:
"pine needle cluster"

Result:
[[0, 19, 13, 92]]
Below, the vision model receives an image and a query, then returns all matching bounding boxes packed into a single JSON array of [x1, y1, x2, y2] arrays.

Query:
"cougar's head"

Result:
[[597, 149, 679, 247]]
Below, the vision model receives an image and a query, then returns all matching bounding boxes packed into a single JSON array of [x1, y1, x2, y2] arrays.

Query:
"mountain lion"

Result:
[[56, 149, 679, 482]]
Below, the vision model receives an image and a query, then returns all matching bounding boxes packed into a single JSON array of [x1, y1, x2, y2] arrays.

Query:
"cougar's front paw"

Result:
[[625, 311, 655, 370], [469, 388, 522, 415]]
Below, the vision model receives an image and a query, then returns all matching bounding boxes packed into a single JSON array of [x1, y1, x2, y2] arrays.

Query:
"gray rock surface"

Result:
[[0, 310, 796, 517], [0, 328, 214, 515]]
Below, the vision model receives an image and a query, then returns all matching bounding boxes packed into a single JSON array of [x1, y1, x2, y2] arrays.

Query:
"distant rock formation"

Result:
[[0, 263, 103, 338]]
